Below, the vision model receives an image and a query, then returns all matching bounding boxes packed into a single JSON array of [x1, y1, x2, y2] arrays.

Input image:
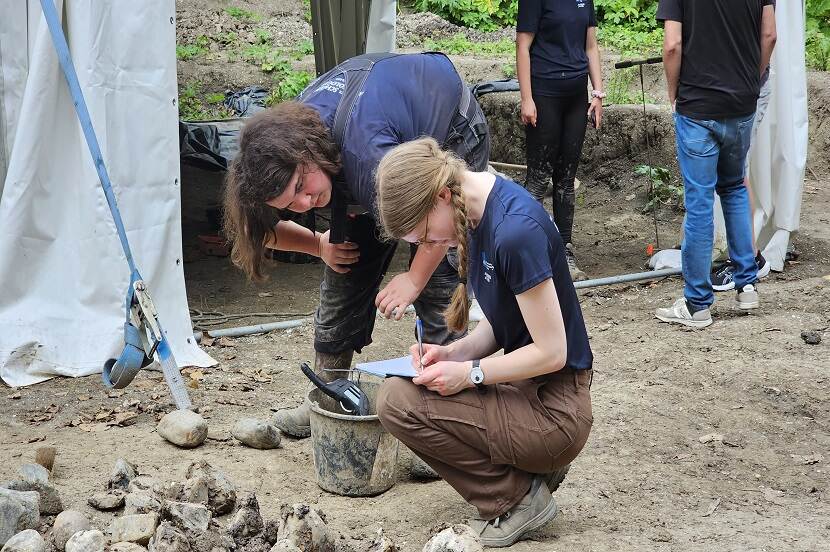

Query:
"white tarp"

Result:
[[0, 1, 215, 387], [714, 0, 808, 271]]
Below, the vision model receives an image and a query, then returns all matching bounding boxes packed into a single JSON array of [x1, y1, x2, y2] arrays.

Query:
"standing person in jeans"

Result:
[[222, 53, 489, 437], [655, 0, 777, 328], [711, 3, 777, 291], [516, 0, 605, 281], [374, 138, 593, 547]]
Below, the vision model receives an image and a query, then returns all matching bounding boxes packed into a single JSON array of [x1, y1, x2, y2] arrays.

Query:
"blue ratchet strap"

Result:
[[39, 0, 191, 407]]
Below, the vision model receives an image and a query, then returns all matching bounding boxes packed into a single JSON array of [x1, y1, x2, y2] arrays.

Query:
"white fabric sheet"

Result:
[[0, 1, 215, 387]]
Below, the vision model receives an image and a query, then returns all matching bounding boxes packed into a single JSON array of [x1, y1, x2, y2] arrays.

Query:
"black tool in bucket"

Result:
[[300, 363, 370, 416]]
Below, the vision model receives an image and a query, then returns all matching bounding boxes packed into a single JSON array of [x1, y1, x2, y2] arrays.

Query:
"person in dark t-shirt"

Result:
[[373, 137, 593, 547], [654, 0, 777, 329], [222, 53, 490, 438], [516, 0, 605, 282]]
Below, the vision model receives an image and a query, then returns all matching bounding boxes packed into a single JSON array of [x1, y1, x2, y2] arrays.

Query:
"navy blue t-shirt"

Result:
[[302, 53, 463, 216], [517, 0, 597, 97], [469, 176, 593, 370]]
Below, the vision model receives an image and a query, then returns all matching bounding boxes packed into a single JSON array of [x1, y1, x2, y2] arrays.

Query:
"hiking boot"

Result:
[[544, 464, 570, 493], [565, 243, 587, 282], [469, 477, 558, 548], [655, 297, 713, 329], [272, 350, 354, 439], [711, 251, 770, 292], [736, 284, 760, 310]]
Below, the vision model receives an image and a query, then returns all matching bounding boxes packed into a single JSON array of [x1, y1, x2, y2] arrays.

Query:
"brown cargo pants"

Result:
[[377, 367, 593, 520]]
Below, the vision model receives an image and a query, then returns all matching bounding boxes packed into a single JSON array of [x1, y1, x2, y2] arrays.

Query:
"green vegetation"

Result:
[[423, 33, 514, 55], [266, 65, 314, 105], [501, 63, 516, 79], [807, 0, 830, 70], [176, 35, 210, 61], [254, 28, 272, 45], [178, 82, 233, 121], [635, 164, 683, 212], [225, 6, 261, 21], [301, 0, 312, 23], [606, 67, 639, 104], [413, 0, 517, 32]]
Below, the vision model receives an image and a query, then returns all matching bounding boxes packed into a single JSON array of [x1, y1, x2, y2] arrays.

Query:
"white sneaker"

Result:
[[736, 284, 760, 310], [655, 297, 713, 328]]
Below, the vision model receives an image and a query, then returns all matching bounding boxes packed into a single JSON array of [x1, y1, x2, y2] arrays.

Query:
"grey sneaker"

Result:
[[655, 297, 713, 328], [469, 477, 558, 548], [273, 402, 311, 438], [565, 243, 587, 282], [544, 464, 570, 493], [736, 284, 759, 310]]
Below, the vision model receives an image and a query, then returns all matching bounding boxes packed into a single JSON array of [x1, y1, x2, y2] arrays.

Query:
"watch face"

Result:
[[471, 368, 484, 384]]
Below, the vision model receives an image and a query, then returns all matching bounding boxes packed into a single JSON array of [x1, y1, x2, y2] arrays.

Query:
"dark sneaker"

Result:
[[565, 243, 587, 282], [273, 403, 311, 438], [736, 283, 760, 310], [544, 464, 570, 493], [712, 252, 769, 292], [655, 298, 713, 329], [711, 261, 736, 291], [469, 477, 558, 548]]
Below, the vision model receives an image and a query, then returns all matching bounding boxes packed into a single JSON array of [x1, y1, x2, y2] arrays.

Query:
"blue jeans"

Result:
[[674, 112, 757, 311]]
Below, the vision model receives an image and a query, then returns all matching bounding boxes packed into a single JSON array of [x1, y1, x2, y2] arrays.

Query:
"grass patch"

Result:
[[179, 82, 233, 121], [423, 33, 514, 56], [606, 67, 640, 105], [254, 28, 272, 45], [225, 6, 262, 21], [501, 63, 516, 79], [266, 65, 314, 105], [176, 35, 210, 61]]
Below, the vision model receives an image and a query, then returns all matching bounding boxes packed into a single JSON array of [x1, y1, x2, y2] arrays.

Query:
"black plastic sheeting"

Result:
[[179, 80, 518, 173]]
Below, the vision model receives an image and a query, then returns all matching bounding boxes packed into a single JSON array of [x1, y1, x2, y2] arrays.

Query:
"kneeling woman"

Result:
[[375, 138, 593, 548]]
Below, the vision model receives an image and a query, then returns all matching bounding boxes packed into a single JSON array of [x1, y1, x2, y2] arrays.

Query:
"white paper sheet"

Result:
[[356, 356, 417, 378]]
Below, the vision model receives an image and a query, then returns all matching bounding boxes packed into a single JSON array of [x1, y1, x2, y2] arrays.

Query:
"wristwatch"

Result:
[[470, 360, 486, 392]]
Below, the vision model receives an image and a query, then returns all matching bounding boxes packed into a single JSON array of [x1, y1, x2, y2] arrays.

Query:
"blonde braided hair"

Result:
[[376, 137, 470, 332]]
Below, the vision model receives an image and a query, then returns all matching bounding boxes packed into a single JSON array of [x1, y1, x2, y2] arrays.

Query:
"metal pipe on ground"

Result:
[[192, 270, 681, 342]]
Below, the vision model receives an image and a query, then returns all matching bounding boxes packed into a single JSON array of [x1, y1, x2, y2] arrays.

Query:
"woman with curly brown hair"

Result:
[[223, 53, 490, 438]]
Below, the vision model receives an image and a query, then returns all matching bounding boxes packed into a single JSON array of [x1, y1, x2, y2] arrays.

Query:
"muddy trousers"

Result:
[[377, 368, 593, 520], [524, 92, 589, 246]]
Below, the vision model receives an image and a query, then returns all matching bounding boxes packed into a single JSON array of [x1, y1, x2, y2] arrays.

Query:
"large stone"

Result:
[[188, 529, 235, 552], [4, 466, 63, 515], [270, 542, 302, 552], [110, 459, 138, 491], [125, 492, 162, 516], [1, 529, 46, 552], [184, 461, 236, 515], [65, 530, 106, 552], [109, 513, 159, 546], [88, 492, 125, 511], [110, 544, 148, 552], [147, 522, 190, 552], [422, 525, 483, 552], [0, 488, 40, 546], [228, 494, 263, 543], [231, 418, 282, 449], [161, 502, 210, 533], [179, 476, 208, 506], [276, 504, 333, 552], [157, 411, 208, 448], [128, 476, 161, 495], [18, 464, 49, 485], [52, 510, 90, 549]]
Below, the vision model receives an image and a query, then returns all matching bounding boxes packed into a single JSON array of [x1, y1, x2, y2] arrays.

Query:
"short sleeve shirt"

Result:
[[301, 53, 464, 216], [468, 176, 593, 370], [657, 0, 775, 119], [517, 0, 597, 96]]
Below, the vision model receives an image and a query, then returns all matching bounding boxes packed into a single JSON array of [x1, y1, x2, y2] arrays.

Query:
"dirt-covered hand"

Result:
[[318, 230, 359, 274], [375, 273, 421, 320], [588, 97, 603, 128]]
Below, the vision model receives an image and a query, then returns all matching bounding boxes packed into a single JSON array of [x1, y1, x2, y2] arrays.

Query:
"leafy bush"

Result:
[[413, 0, 518, 32], [635, 164, 683, 212], [266, 65, 314, 105], [807, 0, 830, 69]]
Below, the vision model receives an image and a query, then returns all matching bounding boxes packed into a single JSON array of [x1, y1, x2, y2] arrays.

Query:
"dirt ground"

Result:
[[2, 3, 830, 551]]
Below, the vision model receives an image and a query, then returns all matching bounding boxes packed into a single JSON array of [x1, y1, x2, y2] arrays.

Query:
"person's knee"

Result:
[[376, 377, 420, 434]]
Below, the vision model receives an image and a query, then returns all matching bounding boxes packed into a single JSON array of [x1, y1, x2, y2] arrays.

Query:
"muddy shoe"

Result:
[[272, 402, 311, 438], [565, 243, 587, 282], [544, 464, 570, 493], [469, 477, 558, 548], [655, 297, 712, 329], [410, 456, 441, 480]]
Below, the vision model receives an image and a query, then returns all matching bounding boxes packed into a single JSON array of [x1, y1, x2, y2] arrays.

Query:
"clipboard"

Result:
[[355, 356, 418, 379]]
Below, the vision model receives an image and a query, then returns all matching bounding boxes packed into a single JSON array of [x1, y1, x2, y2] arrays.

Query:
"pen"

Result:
[[416, 317, 424, 372]]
